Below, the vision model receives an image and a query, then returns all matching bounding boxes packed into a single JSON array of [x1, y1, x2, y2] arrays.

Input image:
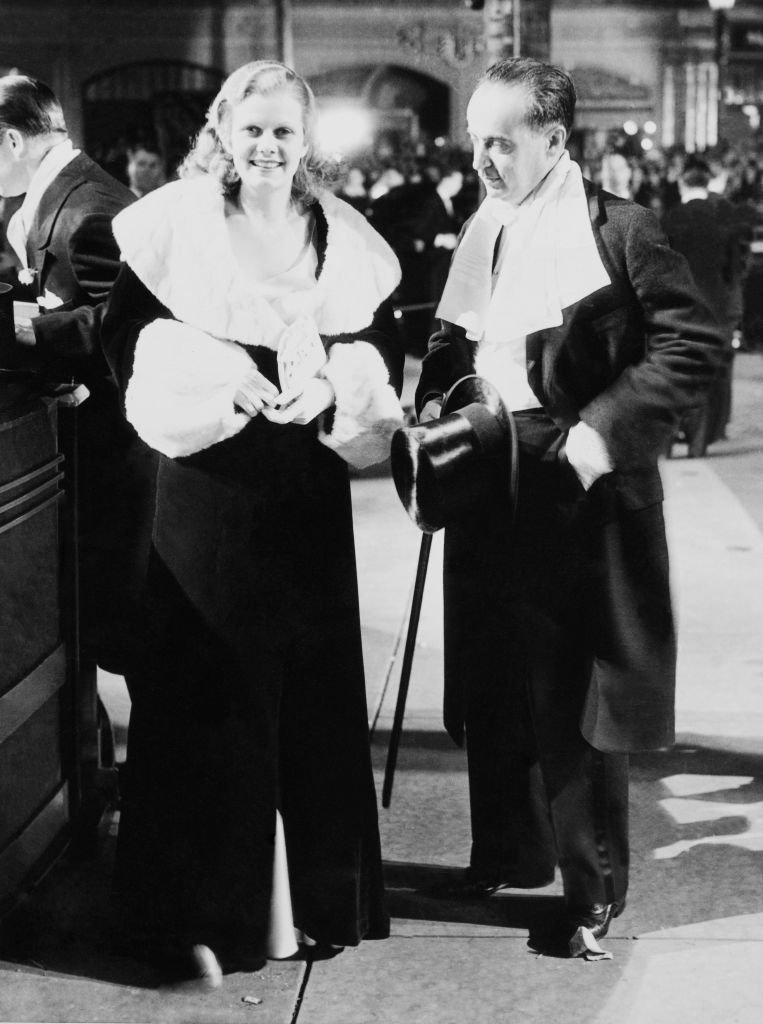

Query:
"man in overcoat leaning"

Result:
[[0, 76, 154, 728], [414, 57, 724, 958]]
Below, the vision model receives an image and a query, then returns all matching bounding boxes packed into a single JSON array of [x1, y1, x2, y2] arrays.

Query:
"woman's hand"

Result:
[[262, 377, 336, 426], [233, 366, 280, 418]]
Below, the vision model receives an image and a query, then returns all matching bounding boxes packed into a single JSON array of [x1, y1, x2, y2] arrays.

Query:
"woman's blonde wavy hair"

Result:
[[180, 60, 335, 205]]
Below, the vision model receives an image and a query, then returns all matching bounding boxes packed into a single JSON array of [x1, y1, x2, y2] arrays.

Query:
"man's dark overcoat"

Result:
[[24, 153, 134, 375], [20, 152, 155, 671], [416, 181, 724, 754]]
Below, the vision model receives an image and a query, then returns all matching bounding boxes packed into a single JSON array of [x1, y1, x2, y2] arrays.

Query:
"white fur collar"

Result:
[[112, 176, 401, 348]]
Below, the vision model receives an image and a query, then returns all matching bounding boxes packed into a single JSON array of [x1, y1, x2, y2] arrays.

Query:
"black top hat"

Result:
[[391, 374, 518, 534]]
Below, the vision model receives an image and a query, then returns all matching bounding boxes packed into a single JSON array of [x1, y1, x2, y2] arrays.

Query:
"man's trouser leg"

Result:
[[464, 659, 557, 885], [524, 615, 630, 909]]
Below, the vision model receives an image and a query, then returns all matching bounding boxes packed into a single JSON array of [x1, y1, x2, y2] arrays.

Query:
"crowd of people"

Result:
[[332, 135, 763, 224], [0, 54, 749, 990], [327, 134, 761, 454]]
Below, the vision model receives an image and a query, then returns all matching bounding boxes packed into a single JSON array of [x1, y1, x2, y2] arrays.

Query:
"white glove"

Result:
[[565, 421, 613, 490]]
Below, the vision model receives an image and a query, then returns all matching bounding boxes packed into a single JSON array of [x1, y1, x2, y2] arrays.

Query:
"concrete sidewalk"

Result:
[[2, 356, 763, 1023]]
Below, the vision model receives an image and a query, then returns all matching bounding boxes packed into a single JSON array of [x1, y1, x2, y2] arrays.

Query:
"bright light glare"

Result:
[[742, 104, 760, 130], [623, 120, 639, 136], [316, 107, 372, 155], [643, 120, 657, 135], [640, 137, 654, 151]]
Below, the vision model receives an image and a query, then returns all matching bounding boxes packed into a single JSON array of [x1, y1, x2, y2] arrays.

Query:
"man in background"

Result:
[[371, 160, 468, 354], [662, 156, 750, 455], [126, 140, 166, 199]]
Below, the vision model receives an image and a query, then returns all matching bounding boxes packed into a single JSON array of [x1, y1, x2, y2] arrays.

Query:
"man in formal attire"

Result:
[[415, 58, 723, 958], [371, 163, 467, 354], [662, 157, 751, 455], [425, 165, 469, 331], [0, 75, 153, 710]]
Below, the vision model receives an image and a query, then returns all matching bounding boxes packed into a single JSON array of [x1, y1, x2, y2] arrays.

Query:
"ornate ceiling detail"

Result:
[[396, 21, 485, 69], [569, 65, 652, 105]]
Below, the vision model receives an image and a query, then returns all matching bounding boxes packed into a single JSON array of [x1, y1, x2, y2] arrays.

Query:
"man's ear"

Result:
[[5, 128, 25, 155], [547, 125, 567, 156]]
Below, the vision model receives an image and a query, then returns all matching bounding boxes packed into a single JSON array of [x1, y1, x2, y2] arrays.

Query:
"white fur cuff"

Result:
[[125, 318, 252, 457], [319, 340, 404, 469]]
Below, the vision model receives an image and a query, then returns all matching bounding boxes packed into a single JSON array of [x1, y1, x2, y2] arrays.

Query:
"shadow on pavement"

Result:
[[372, 728, 465, 752], [376, 736, 763, 943], [632, 741, 763, 789], [625, 742, 763, 935], [0, 814, 162, 990], [383, 860, 563, 931]]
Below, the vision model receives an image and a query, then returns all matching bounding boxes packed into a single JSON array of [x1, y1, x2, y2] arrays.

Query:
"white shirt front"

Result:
[[474, 226, 541, 411]]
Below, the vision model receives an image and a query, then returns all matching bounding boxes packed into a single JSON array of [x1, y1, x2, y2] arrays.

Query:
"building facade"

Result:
[[0, 0, 761, 176]]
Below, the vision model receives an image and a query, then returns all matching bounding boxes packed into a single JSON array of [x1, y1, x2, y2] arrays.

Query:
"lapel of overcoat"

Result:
[[26, 154, 88, 277]]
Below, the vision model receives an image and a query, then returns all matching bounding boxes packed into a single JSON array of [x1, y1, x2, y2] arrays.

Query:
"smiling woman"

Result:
[[182, 61, 336, 205], [99, 60, 403, 988], [225, 92, 313, 286]]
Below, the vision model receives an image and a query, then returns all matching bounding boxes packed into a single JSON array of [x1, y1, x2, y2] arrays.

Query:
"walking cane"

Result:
[[381, 373, 519, 809], [381, 531, 433, 809]]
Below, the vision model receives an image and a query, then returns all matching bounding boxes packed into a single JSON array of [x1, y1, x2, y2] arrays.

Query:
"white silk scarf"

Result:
[[436, 151, 611, 344]]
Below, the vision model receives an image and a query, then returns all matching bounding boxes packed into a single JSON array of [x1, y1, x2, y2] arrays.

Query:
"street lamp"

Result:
[[274, 0, 294, 67], [708, 0, 735, 140]]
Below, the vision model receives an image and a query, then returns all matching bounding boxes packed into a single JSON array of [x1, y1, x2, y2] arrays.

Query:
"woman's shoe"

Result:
[[163, 944, 224, 991], [191, 944, 224, 988]]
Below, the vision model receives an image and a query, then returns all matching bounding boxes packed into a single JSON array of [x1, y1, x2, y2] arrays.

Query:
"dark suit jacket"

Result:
[[24, 153, 134, 383], [371, 181, 467, 342], [21, 152, 154, 672], [416, 180, 725, 753], [662, 195, 748, 338]]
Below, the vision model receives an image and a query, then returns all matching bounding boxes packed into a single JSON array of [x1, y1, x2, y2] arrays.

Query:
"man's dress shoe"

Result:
[[528, 900, 625, 960]]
